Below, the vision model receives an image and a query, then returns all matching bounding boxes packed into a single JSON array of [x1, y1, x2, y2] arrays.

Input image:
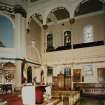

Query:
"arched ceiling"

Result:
[[1, 0, 104, 25], [47, 7, 70, 24], [74, 0, 104, 16], [0, 0, 104, 6]]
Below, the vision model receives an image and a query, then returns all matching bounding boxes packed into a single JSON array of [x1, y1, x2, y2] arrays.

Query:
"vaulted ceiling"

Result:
[[33, 0, 104, 26], [0, 0, 105, 26], [47, 7, 70, 23]]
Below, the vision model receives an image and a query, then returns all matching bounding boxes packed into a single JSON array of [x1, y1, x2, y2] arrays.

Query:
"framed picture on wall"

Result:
[[73, 69, 81, 82]]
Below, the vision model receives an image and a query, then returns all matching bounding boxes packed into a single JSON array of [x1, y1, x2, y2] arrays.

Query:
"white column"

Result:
[[15, 13, 26, 58], [15, 60, 22, 88], [21, 17, 26, 58], [15, 13, 21, 53]]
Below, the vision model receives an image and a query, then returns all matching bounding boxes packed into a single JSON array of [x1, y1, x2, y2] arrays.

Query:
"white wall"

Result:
[[41, 45, 105, 84]]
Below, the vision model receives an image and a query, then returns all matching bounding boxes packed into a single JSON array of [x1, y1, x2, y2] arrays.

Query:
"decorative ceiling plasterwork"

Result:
[[26, 12, 43, 31], [2, 0, 103, 28], [47, 7, 70, 24], [0, 2, 27, 18], [74, 0, 104, 16], [28, 0, 104, 28]]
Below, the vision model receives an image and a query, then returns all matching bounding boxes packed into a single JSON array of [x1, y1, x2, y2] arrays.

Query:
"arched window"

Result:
[[46, 33, 54, 51], [64, 30, 71, 46], [83, 25, 94, 43], [0, 15, 14, 48]]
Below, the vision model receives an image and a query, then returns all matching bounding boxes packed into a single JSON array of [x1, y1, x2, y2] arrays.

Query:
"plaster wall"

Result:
[[45, 12, 105, 49], [26, 19, 41, 63], [44, 62, 105, 84], [0, 12, 26, 58], [72, 12, 105, 44], [27, 0, 82, 24]]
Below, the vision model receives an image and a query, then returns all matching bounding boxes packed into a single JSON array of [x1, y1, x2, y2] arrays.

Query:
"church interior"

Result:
[[0, 0, 105, 105]]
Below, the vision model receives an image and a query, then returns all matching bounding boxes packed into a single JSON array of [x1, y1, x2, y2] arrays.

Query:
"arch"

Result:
[[26, 12, 43, 30], [26, 17, 42, 64], [0, 13, 15, 28], [74, 0, 104, 17], [43, 3, 70, 25], [14, 4, 27, 18], [71, 0, 83, 17], [0, 14, 15, 48]]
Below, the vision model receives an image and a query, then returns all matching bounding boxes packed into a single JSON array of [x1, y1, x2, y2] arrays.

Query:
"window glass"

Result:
[[64, 31, 71, 46], [83, 25, 94, 43], [47, 33, 53, 49], [0, 16, 13, 48]]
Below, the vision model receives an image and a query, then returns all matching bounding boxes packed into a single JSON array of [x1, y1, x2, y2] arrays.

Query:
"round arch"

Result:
[[26, 12, 43, 30], [26, 15, 42, 64], [0, 13, 15, 28], [74, 0, 104, 17], [0, 13, 15, 48], [43, 3, 71, 25]]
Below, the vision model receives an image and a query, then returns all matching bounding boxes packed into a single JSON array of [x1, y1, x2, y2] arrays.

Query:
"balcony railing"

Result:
[[46, 40, 104, 52]]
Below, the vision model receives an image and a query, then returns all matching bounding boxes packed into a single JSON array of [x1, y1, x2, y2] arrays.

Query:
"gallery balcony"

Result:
[[44, 41, 105, 65]]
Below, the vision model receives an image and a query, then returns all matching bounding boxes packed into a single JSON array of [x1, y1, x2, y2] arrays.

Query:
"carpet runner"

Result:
[[0, 95, 23, 105]]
